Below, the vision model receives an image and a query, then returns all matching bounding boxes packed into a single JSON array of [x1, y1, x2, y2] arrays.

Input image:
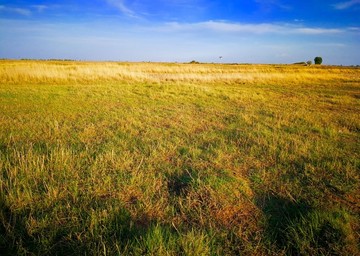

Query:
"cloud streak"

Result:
[[0, 5, 31, 16], [333, 0, 360, 10], [159, 21, 345, 35], [105, 0, 138, 18], [0, 4, 51, 16], [31, 5, 48, 13], [254, 0, 291, 10]]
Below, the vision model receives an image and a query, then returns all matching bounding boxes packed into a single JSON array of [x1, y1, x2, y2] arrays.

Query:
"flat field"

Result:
[[0, 60, 359, 255]]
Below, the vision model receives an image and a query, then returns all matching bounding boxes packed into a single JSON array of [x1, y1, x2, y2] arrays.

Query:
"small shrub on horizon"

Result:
[[314, 56, 323, 65], [189, 60, 200, 64]]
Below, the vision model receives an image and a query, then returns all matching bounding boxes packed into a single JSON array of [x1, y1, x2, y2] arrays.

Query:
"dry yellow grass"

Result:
[[1, 60, 357, 86]]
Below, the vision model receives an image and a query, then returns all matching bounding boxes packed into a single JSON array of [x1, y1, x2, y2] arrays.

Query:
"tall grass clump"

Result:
[[0, 60, 359, 255]]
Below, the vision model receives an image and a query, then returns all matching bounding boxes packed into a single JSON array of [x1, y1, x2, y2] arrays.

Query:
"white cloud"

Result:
[[31, 5, 48, 13], [254, 0, 291, 10], [0, 5, 31, 16], [159, 21, 344, 35], [198, 21, 283, 33], [333, 0, 360, 10], [294, 28, 343, 34], [105, 0, 138, 18], [162, 21, 281, 33], [348, 27, 360, 31]]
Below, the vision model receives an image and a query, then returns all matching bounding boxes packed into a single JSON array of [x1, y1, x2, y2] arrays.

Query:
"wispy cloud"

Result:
[[333, 0, 360, 10], [163, 21, 281, 34], [105, 0, 138, 18], [163, 0, 205, 8], [0, 5, 31, 16], [294, 28, 343, 35], [31, 5, 48, 13], [104, 0, 205, 19], [160, 21, 344, 35], [348, 26, 360, 31], [254, 0, 291, 10]]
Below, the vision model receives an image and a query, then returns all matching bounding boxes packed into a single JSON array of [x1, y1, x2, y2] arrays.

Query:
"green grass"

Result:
[[0, 61, 359, 255]]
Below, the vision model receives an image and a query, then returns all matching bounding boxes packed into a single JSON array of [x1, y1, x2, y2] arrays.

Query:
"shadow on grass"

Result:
[[0, 197, 87, 255], [257, 193, 357, 255], [0, 195, 162, 255], [167, 169, 195, 197], [258, 194, 311, 254], [0, 199, 25, 255]]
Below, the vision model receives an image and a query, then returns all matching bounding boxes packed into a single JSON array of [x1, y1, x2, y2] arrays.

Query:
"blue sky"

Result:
[[0, 0, 359, 64]]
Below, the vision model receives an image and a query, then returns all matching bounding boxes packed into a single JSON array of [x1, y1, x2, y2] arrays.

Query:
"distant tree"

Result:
[[314, 57, 322, 65], [189, 60, 199, 64], [306, 60, 312, 65]]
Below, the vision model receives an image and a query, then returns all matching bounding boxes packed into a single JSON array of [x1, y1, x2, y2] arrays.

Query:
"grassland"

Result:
[[0, 60, 359, 255]]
